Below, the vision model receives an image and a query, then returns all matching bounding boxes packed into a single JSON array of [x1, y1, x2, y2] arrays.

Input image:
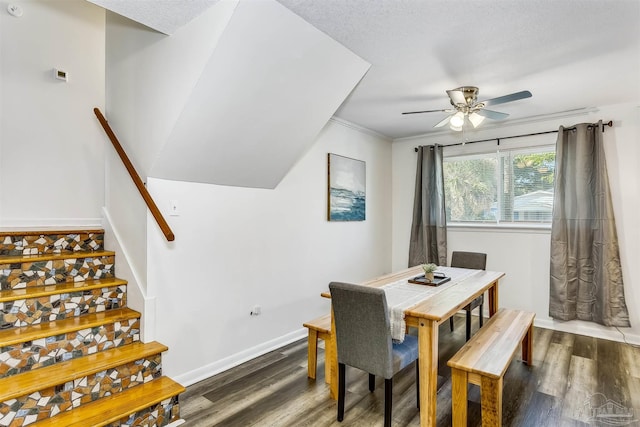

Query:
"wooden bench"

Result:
[[447, 308, 535, 427], [303, 313, 333, 382]]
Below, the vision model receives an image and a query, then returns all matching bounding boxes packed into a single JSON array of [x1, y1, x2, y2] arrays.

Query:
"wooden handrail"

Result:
[[94, 108, 175, 242]]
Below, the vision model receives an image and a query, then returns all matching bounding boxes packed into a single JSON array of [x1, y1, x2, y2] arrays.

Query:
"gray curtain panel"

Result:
[[409, 145, 447, 267], [549, 121, 630, 327]]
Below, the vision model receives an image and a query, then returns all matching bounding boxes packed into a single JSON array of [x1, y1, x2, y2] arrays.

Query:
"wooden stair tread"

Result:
[[0, 228, 103, 236], [0, 277, 127, 302], [0, 307, 140, 347], [0, 341, 168, 402], [0, 250, 115, 265], [32, 376, 185, 427]]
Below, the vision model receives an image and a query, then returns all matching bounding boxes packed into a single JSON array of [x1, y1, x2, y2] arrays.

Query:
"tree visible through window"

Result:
[[444, 146, 556, 224]]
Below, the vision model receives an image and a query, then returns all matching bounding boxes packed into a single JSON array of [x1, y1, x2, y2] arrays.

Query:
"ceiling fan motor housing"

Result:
[[451, 86, 479, 106], [449, 86, 486, 115]]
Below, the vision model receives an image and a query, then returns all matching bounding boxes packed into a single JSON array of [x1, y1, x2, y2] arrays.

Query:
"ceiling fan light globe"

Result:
[[468, 112, 485, 128], [449, 112, 465, 127], [449, 122, 463, 132]]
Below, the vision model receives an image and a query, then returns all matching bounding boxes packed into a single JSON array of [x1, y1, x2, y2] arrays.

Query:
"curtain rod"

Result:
[[414, 120, 613, 152]]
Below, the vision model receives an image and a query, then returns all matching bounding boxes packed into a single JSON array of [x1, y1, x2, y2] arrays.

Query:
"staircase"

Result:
[[0, 229, 184, 426]]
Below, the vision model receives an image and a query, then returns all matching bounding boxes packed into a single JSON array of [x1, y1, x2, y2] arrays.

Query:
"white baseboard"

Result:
[[474, 308, 640, 346], [173, 329, 307, 387], [102, 208, 154, 341], [173, 316, 639, 391], [534, 318, 640, 345]]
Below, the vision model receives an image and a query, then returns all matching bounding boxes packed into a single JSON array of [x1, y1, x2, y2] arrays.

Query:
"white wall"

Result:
[[0, 0, 105, 226], [392, 103, 640, 344], [146, 119, 392, 385]]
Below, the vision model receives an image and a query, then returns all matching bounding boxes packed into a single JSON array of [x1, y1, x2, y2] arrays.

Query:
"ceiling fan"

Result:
[[402, 86, 532, 131]]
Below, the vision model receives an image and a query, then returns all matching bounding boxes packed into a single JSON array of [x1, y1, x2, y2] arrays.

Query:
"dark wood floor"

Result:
[[180, 315, 640, 426]]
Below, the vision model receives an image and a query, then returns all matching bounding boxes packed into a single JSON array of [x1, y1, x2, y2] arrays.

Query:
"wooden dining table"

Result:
[[322, 265, 505, 427]]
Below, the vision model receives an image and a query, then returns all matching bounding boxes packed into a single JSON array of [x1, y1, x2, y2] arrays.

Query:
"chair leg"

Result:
[[466, 309, 472, 341], [384, 378, 393, 427], [479, 302, 484, 327], [416, 360, 420, 410], [337, 363, 346, 422], [449, 316, 455, 332], [369, 373, 376, 392], [307, 330, 318, 379]]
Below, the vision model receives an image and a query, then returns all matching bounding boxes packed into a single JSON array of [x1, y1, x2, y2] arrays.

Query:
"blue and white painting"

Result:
[[328, 153, 366, 221]]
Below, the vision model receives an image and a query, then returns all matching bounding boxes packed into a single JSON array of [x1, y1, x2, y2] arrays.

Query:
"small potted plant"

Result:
[[422, 263, 438, 282]]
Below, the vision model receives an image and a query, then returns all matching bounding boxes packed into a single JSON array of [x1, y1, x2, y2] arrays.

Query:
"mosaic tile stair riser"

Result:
[[0, 233, 104, 256], [0, 255, 116, 291], [104, 397, 181, 427], [0, 318, 140, 379], [0, 355, 162, 426], [0, 230, 183, 427], [0, 285, 127, 330]]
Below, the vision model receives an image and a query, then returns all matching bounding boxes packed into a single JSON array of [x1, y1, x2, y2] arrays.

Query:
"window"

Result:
[[444, 145, 556, 224]]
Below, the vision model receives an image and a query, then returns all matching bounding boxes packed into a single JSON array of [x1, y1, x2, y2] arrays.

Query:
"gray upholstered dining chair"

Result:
[[449, 251, 487, 341], [329, 281, 419, 427]]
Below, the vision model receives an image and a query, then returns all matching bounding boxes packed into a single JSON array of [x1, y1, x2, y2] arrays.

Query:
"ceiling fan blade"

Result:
[[446, 89, 468, 106], [402, 109, 450, 115], [434, 114, 454, 128], [476, 109, 509, 120], [481, 90, 532, 107]]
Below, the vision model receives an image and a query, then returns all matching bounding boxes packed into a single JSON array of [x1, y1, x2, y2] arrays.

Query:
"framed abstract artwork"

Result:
[[327, 153, 366, 221]]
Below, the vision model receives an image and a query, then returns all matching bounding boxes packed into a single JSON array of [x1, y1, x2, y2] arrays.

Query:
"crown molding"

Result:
[[329, 116, 392, 141]]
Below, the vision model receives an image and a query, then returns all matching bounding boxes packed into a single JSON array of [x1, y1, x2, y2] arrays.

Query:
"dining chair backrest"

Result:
[[329, 281, 395, 379], [449, 251, 488, 341], [451, 251, 487, 270]]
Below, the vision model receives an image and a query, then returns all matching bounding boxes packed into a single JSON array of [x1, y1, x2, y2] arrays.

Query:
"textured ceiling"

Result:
[[91, 0, 640, 139], [277, 0, 640, 139], [87, 0, 219, 34]]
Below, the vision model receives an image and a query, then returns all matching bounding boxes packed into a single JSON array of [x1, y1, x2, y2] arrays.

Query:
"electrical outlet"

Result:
[[250, 305, 262, 316]]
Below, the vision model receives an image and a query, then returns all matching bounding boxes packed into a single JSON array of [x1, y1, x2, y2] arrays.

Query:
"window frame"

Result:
[[442, 135, 556, 229]]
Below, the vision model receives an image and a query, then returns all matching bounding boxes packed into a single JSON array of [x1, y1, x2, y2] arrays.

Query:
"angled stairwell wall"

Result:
[[150, 0, 370, 188], [105, 0, 369, 189]]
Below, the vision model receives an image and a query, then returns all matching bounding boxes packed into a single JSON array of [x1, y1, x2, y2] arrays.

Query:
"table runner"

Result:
[[383, 267, 481, 342]]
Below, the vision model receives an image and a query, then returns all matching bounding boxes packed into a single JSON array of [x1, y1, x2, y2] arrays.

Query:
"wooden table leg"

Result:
[[328, 307, 338, 400], [487, 281, 499, 316], [451, 368, 468, 427], [418, 318, 439, 427], [480, 376, 503, 427]]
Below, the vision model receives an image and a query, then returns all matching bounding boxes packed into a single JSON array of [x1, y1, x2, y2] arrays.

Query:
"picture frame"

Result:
[[327, 153, 366, 221]]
